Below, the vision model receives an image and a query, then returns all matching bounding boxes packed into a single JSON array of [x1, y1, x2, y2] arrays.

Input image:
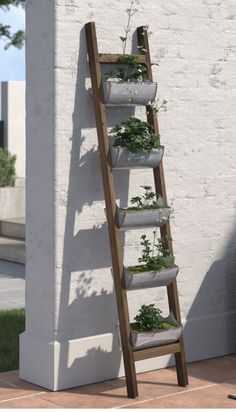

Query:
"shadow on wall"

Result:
[[55, 26, 236, 388], [56, 27, 135, 388], [182, 222, 236, 382]]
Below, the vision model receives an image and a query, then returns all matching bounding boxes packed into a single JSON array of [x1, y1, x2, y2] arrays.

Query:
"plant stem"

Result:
[[123, 0, 135, 55], [152, 231, 156, 258]]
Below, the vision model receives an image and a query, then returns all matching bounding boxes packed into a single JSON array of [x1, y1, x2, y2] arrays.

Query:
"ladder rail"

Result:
[[85, 22, 138, 399], [137, 25, 189, 386]]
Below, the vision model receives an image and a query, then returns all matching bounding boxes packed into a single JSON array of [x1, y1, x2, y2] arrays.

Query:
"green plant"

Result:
[[0, 0, 25, 50], [120, 0, 138, 55], [0, 308, 25, 372], [128, 231, 174, 273], [110, 116, 160, 154], [128, 185, 162, 210], [0, 148, 16, 187], [150, 96, 168, 113], [104, 55, 148, 82], [132, 304, 174, 332], [104, 0, 150, 82]]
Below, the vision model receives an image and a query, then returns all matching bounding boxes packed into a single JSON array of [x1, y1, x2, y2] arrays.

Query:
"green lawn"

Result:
[[0, 308, 25, 373]]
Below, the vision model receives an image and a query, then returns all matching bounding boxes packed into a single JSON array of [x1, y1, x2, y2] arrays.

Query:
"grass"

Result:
[[127, 264, 167, 274], [131, 321, 176, 333], [122, 205, 168, 212], [0, 308, 25, 373]]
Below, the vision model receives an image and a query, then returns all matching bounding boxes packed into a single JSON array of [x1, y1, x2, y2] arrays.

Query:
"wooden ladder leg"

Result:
[[167, 280, 189, 386], [85, 22, 138, 399], [125, 363, 138, 398], [175, 337, 189, 386], [120, 320, 139, 398], [137, 25, 189, 388]]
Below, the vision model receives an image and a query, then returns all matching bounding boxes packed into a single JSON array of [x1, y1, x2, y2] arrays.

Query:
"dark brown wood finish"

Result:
[[134, 343, 181, 361], [85, 22, 138, 398], [99, 53, 147, 64], [137, 25, 188, 387]]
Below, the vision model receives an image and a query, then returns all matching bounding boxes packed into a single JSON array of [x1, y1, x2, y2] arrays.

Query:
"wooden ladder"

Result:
[[85, 21, 188, 399]]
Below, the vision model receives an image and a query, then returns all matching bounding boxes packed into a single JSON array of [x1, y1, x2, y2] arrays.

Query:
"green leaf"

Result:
[[0, 148, 16, 187], [0, 1, 25, 49]]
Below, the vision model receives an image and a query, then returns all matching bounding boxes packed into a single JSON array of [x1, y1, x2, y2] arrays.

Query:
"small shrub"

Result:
[[132, 304, 174, 332], [0, 148, 16, 187], [127, 185, 168, 210], [104, 55, 148, 82], [0, 308, 25, 372], [128, 232, 174, 273], [110, 116, 160, 154]]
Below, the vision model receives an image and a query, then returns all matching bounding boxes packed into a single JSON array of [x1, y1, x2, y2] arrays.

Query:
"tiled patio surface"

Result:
[[1, 355, 236, 408]]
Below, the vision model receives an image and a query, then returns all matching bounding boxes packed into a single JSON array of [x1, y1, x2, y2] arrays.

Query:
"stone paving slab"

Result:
[[0, 260, 25, 310], [0, 356, 236, 408]]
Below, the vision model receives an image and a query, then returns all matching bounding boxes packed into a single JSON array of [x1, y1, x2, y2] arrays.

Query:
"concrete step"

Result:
[[0, 218, 25, 240], [0, 236, 25, 264]]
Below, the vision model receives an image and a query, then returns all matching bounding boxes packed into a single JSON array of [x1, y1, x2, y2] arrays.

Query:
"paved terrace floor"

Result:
[[0, 260, 25, 310], [1, 355, 236, 408]]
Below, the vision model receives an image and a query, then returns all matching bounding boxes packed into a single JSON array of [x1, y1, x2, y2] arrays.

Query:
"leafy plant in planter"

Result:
[[128, 185, 164, 210], [0, 148, 16, 187], [129, 231, 174, 274], [104, 54, 148, 83], [132, 304, 174, 332], [115, 186, 171, 229], [110, 116, 160, 154], [104, 0, 148, 83], [102, 1, 158, 105], [130, 304, 182, 350], [123, 232, 177, 290]]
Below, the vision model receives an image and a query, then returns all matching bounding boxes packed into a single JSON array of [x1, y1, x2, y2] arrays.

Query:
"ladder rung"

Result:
[[133, 342, 181, 361], [98, 53, 147, 64]]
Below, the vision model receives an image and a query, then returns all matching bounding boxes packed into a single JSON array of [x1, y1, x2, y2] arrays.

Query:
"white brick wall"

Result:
[[21, 0, 236, 391]]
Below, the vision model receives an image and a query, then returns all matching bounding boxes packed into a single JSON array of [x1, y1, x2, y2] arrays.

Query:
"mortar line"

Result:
[[0, 391, 47, 404], [224, 356, 236, 361], [113, 383, 218, 409], [0, 379, 21, 388]]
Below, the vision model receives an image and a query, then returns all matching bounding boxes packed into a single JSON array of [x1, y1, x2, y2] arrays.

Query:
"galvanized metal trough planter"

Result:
[[131, 313, 182, 351], [110, 145, 164, 169], [102, 80, 157, 106], [115, 204, 171, 229], [124, 265, 179, 290]]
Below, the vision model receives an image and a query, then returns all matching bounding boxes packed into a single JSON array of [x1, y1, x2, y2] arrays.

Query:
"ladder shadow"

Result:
[[56, 27, 136, 389]]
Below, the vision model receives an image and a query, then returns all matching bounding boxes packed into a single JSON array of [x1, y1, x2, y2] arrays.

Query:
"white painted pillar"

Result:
[[20, 0, 126, 391], [1, 81, 26, 179], [20, 0, 236, 392]]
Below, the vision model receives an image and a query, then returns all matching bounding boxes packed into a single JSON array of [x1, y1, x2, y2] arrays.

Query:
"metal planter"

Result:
[[116, 205, 171, 229], [124, 265, 179, 290], [102, 80, 157, 106], [131, 313, 182, 350], [110, 145, 164, 169]]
